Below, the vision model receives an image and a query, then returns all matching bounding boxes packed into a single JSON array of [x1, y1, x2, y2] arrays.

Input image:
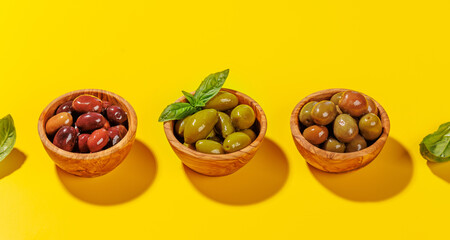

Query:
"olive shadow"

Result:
[[56, 140, 157, 205], [0, 148, 27, 179], [308, 137, 413, 202], [427, 161, 450, 183], [183, 138, 289, 205]]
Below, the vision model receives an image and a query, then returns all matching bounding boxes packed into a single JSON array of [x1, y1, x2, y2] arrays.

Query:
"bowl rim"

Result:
[[38, 89, 137, 160], [290, 88, 390, 160], [163, 88, 267, 161]]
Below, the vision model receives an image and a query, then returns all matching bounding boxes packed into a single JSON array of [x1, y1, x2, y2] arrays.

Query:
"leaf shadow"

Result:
[[0, 148, 26, 179]]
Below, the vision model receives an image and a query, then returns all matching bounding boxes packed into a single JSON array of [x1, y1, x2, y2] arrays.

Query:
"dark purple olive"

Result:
[[107, 105, 127, 125], [77, 134, 90, 153], [56, 101, 74, 115], [53, 126, 77, 152], [108, 125, 128, 146], [87, 128, 109, 153], [75, 112, 107, 132], [72, 95, 102, 113]]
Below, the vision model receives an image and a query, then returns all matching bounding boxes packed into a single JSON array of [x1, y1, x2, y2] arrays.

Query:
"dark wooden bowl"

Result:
[[38, 89, 137, 177], [163, 88, 267, 176], [290, 88, 390, 173]]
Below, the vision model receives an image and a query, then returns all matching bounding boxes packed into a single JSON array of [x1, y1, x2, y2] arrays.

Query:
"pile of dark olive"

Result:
[[175, 91, 258, 154], [298, 90, 382, 153], [45, 95, 128, 153]]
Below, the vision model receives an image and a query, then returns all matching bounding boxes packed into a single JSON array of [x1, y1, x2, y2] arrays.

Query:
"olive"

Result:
[[346, 134, 367, 152], [108, 125, 128, 146], [56, 101, 74, 115], [311, 100, 337, 125], [72, 95, 102, 113], [216, 112, 235, 138], [102, 101, 112, 115], [53, 126, 77, 152], [87, 128, 109, 153], [330, 92, 343, 105], [223, 132, 252, 153], [338, 91, 368, 117], [175, 116, 191, 137], [322, 138, 346, 153], [75, 112, 107, 132], [240, 129, 257, 142], [298, 101, 318, 127], [333, 114, 358, 143], [77, 134, 90, 153], [184, 109, 219, 144], [207, 136, 223, 143], [365, 96, 378, 115], [303, 125, 328, 145], [107, 105, 127, 125], [359, 113, 382, 141], [195, 139, 225, 154], [46, 112, 73, 135], [183, 142, 195, 150], [206, 129, 216, 139], [204, 91, 239, 111], [231, 104, 256, 130]]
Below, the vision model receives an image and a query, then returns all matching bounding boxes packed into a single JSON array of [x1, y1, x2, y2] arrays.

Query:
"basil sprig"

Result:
[[420, 122, 450, 162], [0, 114, 16, 162], [158, 69, 229, 122]]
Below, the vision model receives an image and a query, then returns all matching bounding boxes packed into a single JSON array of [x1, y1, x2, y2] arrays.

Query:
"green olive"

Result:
[[206, 129, 216, 139], [311, 100, 337, 125], [298, 101, 318, 127], [175, 116, 191, 136], [215, 112, 235, 138], [204, 91, 239, 111], [195, 139, 225, 154], [231, 104, 256, 130], [303, 125, 328, 145], [359, 113, 382, 141], [333, 114, 358, 143], [223, 132, 252, 153], [240, 129, 257, 142], [184, 109, 219, 144], [322, 137, 346, 153], [330, 92, 344, 105], [208, 136, 223, 143], [345, 134, 367, 152], [183, 142, 195, 150]]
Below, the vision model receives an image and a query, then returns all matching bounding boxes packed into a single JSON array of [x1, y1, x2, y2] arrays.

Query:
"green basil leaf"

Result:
[[158, 102, 199, 122], [0, 114, 16, 162], [182, 91, 196, 105], [193, 69, 229, 107], [420, 122, 450, 162]]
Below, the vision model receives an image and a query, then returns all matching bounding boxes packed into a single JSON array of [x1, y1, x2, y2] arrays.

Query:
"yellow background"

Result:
[[1, 0, 450, 239]]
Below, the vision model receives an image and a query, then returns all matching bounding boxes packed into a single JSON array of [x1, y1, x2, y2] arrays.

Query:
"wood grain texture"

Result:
[[163, 88, 267, 176], [290, 89, 390, 173], [38, 89, 137, 177]]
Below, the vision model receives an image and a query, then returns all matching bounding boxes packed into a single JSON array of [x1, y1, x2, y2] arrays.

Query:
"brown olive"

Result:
[[108, 125, 128, 146], [107, 105, 127, 125], [338, 91, 368, 117], [359, 113, 382, 141], [46, 112, 73, 135], [346, 134, 367, 152], [56, 101, 74, 115], [365, 96, 378, 115], [303, 125, 328, 145], [87, 128, 109, 153], [322, 138, 346, 153], [75, 112, 107, 132], [311, 101, 337, 125], [298, 101, 318, 127], [333, 114, 358, 143], [77, 134, 90, 153], [72, 95, 103, 113]]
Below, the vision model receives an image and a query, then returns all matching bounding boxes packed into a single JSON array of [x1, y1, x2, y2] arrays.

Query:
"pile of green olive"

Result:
[[298, 90, 383, 153], [175, 91, 258, 154]]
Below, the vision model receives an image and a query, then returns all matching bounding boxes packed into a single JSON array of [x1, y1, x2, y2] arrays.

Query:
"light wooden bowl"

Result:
[[38, 89, 137, 177], [290, 88, 390, 173], [163, 88, 267, 176]]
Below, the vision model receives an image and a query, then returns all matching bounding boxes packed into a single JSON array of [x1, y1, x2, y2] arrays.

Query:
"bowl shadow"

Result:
[[56, 140, 157, 205], [308, 137, 412, 202], [427, 161, 450, 183], [183, 138, 289, 205], [0, 148, 27, 179]]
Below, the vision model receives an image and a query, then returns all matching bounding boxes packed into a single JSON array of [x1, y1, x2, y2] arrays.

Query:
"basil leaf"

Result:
[[0, 114, 16, 162], [182, 91, 196, 105], [193, 69, 229, 107], [420, 122, 450, 162], [158, 102, 199, 122]]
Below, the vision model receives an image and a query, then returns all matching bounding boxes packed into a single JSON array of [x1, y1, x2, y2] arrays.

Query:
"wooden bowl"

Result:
[[163, 88, 267, 176], [290, 89, 390, 173], [38, 89, 137, 177]]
